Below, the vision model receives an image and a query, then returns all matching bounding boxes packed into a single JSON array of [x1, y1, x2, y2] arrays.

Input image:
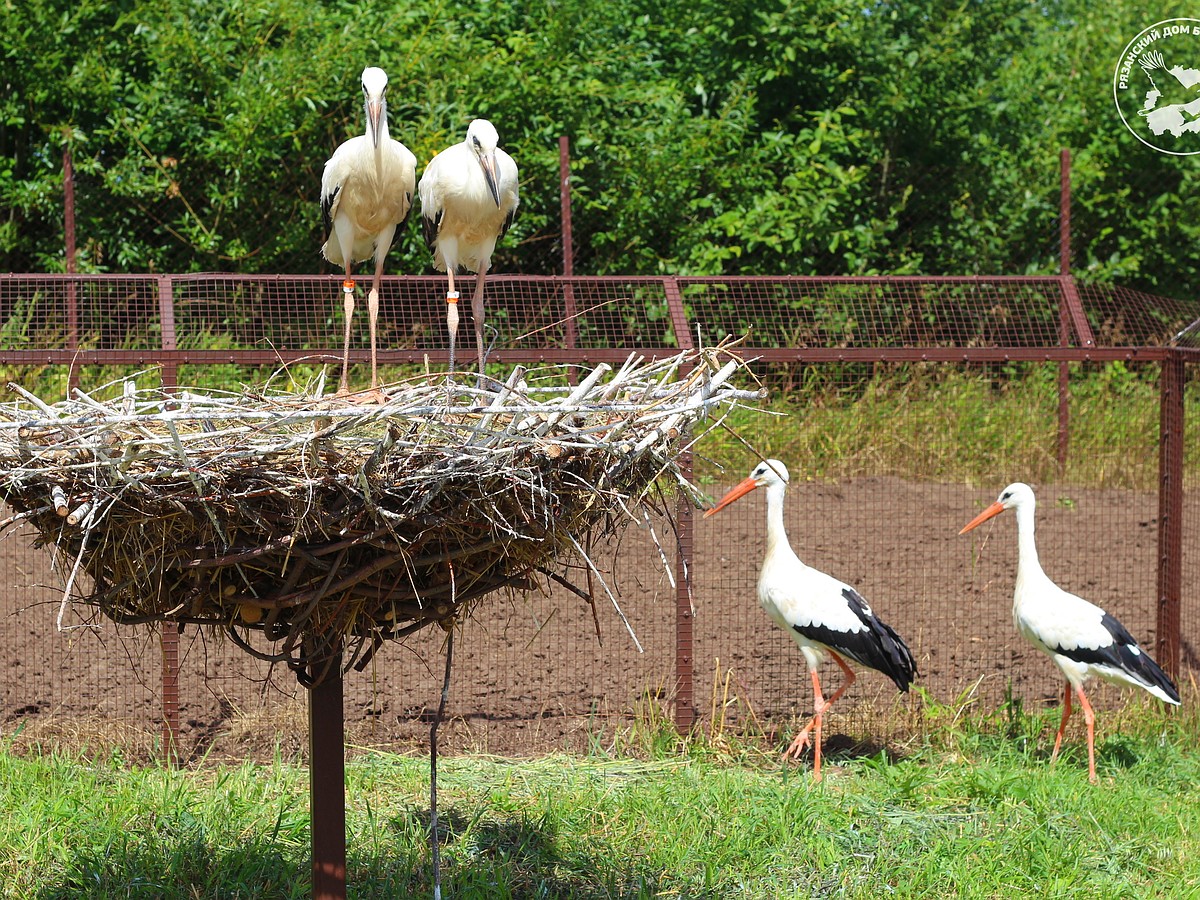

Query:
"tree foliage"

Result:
[[1, 0, 1196, 299]]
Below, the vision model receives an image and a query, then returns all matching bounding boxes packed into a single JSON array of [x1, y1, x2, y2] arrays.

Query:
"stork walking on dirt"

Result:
[[418, 119, 519, 375], [320, 66, 417, 394], [959, 482, 1180, 783], [704, 460, 917, 781]]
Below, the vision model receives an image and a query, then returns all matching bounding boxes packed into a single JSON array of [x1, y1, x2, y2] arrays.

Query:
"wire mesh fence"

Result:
[[0, 273, 1197, 761], [8, 140, 1075, 282]]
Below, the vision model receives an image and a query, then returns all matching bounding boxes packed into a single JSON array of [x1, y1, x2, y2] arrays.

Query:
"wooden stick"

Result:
[[429, 627, 453, 900]]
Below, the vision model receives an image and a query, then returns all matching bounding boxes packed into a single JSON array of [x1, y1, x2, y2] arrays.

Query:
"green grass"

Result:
[[3, 695, 1198, 898]]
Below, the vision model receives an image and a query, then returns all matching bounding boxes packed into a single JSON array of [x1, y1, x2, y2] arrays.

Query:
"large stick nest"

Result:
[[0, 348, 759, 685]]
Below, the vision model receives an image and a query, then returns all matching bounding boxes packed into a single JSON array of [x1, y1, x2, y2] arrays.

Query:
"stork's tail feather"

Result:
[[1128, 651, 1181, 706], [873, 619, 918, 693], [1098, 613, 1181, 705], [829, 587, 918, 692]]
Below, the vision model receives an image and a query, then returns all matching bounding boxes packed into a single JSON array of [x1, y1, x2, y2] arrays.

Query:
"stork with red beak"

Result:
[[960, 482, 1180, 783], [705, 460, 917, 781]]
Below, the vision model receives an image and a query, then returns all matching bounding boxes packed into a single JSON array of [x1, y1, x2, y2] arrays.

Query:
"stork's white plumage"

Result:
[[320, 67, 417, 394], [418, 119, 519, 374], [704, 460, 917, 781], [960, 482, 1180, 783]]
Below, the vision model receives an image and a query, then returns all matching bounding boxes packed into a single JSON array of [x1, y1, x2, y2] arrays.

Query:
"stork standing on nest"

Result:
[[320, 66, 417, 394], [704, 460, 917, 781], [418, 119, 519, 375], [960, 482, 1180, 783]]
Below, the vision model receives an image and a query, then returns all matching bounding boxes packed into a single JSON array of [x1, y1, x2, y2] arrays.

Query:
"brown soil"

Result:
[[2, 477, 1190, 763]]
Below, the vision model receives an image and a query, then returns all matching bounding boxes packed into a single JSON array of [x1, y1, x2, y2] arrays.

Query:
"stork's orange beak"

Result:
[[703, 476, 759, 518], [959, 500, 1005, 535]]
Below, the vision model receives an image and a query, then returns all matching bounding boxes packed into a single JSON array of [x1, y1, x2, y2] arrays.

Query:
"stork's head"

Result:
[[361, 67, 389, 147], [959, 482, 1034, 534], [466, 118, 502, 206], [703, 459, 790, 518]]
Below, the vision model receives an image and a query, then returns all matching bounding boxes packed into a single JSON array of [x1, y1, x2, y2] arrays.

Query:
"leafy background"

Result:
[[2, 0, 1196, 297]]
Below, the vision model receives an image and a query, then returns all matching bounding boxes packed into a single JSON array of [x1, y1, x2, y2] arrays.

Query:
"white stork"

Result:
[[704, 460, 917, 781], [960, 482, 1180, 783], [417, 119, 519, 374], [320, 66, 417, 394]]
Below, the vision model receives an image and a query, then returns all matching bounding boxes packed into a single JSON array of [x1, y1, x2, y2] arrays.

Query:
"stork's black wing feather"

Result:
[[1052, 612, 1180, 703], [792, 588, 917, 692], [320, 184, 340, 241], [500, 204, 517, 241], [421, 208, 442, 252]]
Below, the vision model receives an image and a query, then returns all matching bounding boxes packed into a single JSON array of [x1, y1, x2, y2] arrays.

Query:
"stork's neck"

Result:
[[1012, 499, 1045, 588], [763, 482, 792, 561]]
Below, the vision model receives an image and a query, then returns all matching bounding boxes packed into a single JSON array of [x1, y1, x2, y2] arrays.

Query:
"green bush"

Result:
[[3, 0, 1197, 298]]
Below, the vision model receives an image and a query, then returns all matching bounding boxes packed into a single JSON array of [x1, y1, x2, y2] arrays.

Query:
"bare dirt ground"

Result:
[[2, 477, 1191, 763]]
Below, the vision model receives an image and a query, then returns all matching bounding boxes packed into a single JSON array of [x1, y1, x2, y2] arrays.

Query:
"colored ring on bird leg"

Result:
[[446, 291, 460, 303], [342, 279, 355, 293]]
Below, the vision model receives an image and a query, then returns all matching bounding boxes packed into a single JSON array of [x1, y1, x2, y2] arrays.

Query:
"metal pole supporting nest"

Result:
[[309, 655, 347, 900]]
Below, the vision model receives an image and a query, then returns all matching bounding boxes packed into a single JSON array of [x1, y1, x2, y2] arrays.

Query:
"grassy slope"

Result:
[[3, 698, 1197, 899]]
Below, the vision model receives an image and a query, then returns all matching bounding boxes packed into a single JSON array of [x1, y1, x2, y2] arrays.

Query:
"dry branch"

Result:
[[0, 345, 762, 685]]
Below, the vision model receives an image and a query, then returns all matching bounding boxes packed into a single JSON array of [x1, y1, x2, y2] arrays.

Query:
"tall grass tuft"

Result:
[[698, 361, 1198, 490]]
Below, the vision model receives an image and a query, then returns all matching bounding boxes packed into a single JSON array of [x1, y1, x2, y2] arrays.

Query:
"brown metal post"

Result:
[[157, 274, 182, 763], [160, 627, 181, 767], [1156, 352, 1185, 678], [559, 136, 575, 280], [63, 143, 79, 396], [63, 145, 77, 277], [1057, 149, 1071, 472], [309, 662, 347, 900], [663, 277, 695, 731], [158, 275, 179, 391], [1059, 149, 1071, 277], [673, 445, 695, 733], [560, 137, 579, 384]]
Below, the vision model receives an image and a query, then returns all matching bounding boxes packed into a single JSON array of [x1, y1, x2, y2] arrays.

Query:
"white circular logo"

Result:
[[1113, 18, 1200, 155]]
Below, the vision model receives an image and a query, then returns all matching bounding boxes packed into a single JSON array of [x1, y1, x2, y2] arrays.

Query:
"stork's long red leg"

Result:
[[338, 276, 356, 395], [367, 269, 385, 392], [365, 223, 398, 393], [445, 269, 460, 373], [1074, 684, 1098, 784], [366, 284, 381, 390], [784, 653, 856, 782], [784, 667, 826, 773], [1050, 681, 1072, 764], [472, 263, 489, 376]]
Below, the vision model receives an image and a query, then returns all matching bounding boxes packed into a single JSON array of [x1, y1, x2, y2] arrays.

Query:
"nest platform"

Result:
[[0, 349, 759, 684]]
